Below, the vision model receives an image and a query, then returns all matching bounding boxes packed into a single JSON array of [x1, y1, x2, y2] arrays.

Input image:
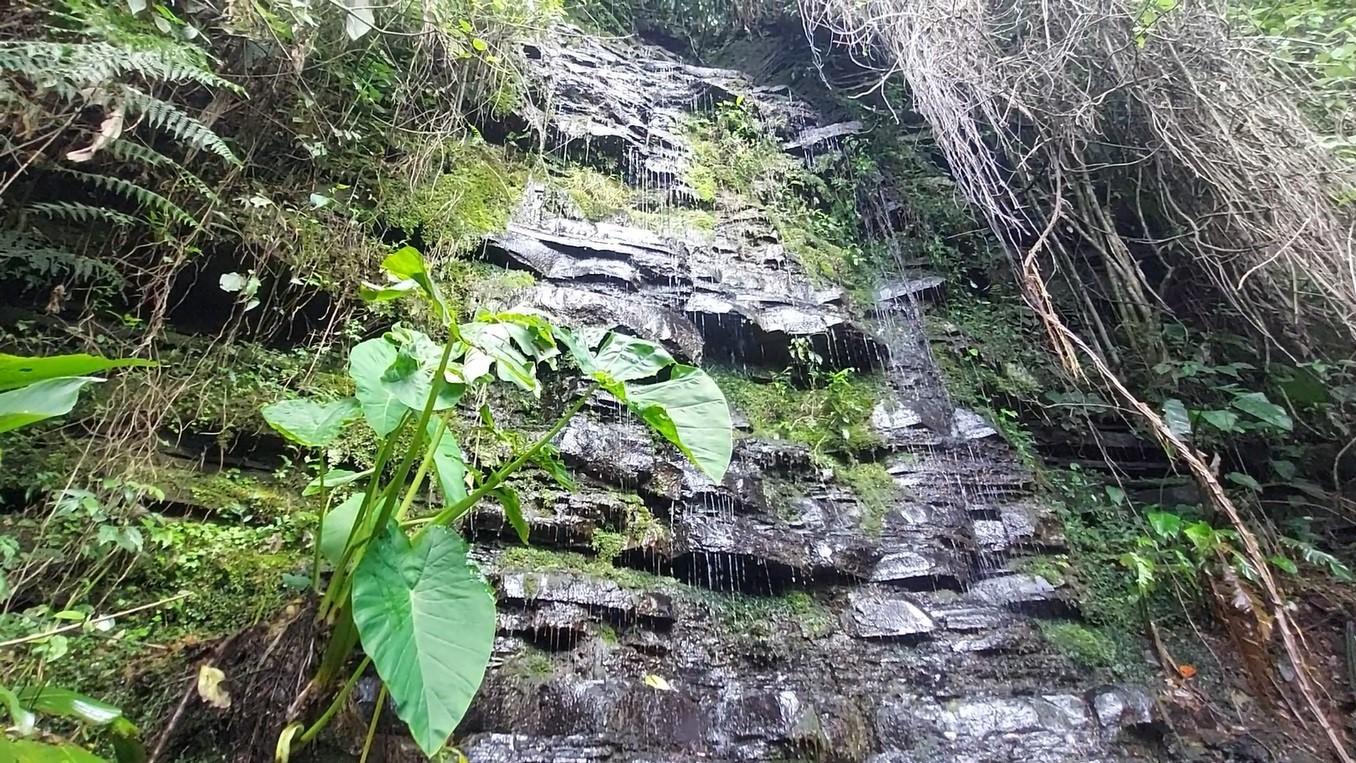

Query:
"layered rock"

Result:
[[432, 23, 1167, 763]]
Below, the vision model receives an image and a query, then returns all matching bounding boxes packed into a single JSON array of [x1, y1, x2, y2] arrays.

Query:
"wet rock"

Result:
[[869, 550, 963, 590], [967, 574, 1072, 617], [846, 591, 936, 640], [783, 120, 864, 152], [461, 733, 615, 762], [710, 686, 825, 757], [498, 602, 593, 646], [874, 276, 946, 306], [498, 571, 674, 623], [1088, 686, 1157, 735]]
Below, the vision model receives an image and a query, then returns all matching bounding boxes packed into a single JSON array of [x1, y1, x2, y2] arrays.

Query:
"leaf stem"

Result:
[[358, 683, 386, 763], [396, 418, 444, 524], [312, 452, 329, 594], [405, 386, 595, 535], [296, 656, 371, 748]]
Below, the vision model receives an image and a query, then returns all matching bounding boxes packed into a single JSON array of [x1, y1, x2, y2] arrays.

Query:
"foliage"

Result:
[[380, 140, 529, 254], [0, 353, 151, 436], [836, 460, 898, 535], [715, 364, 882, 459], [553, 165, 633, 220], [262, 246, 731, 758]]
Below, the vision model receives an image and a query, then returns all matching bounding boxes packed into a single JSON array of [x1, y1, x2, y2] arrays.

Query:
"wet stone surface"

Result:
[[437, 22, 1171, 763]]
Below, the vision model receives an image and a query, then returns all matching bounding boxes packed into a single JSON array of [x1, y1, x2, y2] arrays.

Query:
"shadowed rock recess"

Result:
[[443, 26, 1168, 763]]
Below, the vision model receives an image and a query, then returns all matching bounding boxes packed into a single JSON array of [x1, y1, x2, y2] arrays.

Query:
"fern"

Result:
[[57, 168, 199, 228], [104, 140, 222, 205], [27, 201, 142, 228], [0, 41, 240, 94], [118, 85, 239, 165], [0, 229, 125, 288]]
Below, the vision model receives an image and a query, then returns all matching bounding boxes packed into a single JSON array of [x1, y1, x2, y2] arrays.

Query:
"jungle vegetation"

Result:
[[0, 0, 1354, 759]]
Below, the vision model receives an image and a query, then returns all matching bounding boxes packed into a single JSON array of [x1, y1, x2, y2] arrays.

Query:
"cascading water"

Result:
[[450, 21, 1171, 763]]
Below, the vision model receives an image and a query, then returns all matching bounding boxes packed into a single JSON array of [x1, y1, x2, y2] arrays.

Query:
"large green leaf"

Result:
[[427, 420, 467, 506], [4, 740, 107, 763], [321, 494, 365, 566], [349, 333, 461, 436], [13, 687, 143, 763], [1232, 391, 1293, 432], [623, 365, 732, 482], [303, 468, 372, 497], [381, 247, 449, 323], [0, 354, 152, 392], [260, 397, 360, 448], [0, 377, 100, 434], [459, 321, 541, 395], [351, 526, 495, 757], [591, 333, 674, 382]]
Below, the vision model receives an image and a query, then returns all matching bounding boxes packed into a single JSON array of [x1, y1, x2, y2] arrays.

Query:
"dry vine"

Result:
[[798, 0, 1356, 758]]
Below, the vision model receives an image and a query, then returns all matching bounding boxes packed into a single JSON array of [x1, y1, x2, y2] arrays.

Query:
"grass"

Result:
[[497, 546, 675, 591]]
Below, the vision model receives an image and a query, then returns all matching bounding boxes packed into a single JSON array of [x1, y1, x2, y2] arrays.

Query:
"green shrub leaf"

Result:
[[428, 420, 467, 505], [260, 397, 361, 448], [1231, 391, 1293, 431], [321, 494, 364, 566], [0, 353, 151, 391], [623, 365, 732, 482], [351, 526, 495, 757], [4, 739, 107, 763], [0, 377, 100, 434], [1160, 398, 1191, 438]]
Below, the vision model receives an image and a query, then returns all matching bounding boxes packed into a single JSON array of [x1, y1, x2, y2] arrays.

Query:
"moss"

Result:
[[553, 166, 632, 220], [504, 646, 555, 681], [627, 208, 717, 234], [590, 530, 625, 564], [380, 140, 527, 253], [498, 546, 675, 591], [706, 590, 834, 640], [713, 369, 883, 457], [442, 261, 536, 320], [836, 460, 898, 535], [1038, 621, 1122, 671]]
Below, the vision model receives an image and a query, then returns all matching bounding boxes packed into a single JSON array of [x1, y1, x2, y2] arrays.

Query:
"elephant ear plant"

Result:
[[264, 247, 732, 760]]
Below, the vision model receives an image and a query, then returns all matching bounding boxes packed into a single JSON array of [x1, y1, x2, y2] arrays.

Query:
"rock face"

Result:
[[421, 24, 1169, 763]]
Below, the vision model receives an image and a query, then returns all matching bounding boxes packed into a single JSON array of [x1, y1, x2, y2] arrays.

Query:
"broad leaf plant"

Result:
[[263, 246, 733, 759]]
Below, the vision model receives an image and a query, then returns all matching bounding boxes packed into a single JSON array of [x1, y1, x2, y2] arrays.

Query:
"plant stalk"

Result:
[[406, 386, 596, 536]]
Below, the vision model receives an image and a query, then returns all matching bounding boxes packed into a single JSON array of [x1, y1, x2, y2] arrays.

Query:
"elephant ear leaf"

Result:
[[351, 526, 495, 757], [623, 365, 732, 482], [0, 377, 101, 434], [260, 397, 361, 448]]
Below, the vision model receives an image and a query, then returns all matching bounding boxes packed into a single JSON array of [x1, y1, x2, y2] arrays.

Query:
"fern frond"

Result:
[[119, 85, 239, 166], [57, 167, 199, 228], [27, 201, 142, 228], [104, 140, 222, 205], [0, 229, 125, 287], [0, 41, 240, 94]]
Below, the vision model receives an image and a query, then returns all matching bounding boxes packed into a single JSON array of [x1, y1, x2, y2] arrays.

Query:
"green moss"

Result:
[[713, 369, 883, 457], [706, 590, 834, 640], [498, 546, 675, 591], [836, 460, 898, 535], [442, 261, 536, 320], [504, 646, 555, 681], [590, 530, 625, 564], [627, 208, 717, 234], [380, 140, 527, 252], [553, 166, 633, 220], [1038, 621, 1120, 670]]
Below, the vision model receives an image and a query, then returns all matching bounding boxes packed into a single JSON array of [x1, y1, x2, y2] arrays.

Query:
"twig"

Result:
[[0, 591, 191, 649]]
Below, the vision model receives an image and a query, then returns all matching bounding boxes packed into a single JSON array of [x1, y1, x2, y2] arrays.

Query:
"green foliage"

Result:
[[351, 526, 495, 757], [552, 166, 633, 220], [837, 461, 898, 535], [261, 247, 731, 758], [0, 353, 149, 436], [1037, 621, 1119, 670], [707, 589, 834, 641], [714, 366, 883, 458], [380, 141, 528, 253]]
